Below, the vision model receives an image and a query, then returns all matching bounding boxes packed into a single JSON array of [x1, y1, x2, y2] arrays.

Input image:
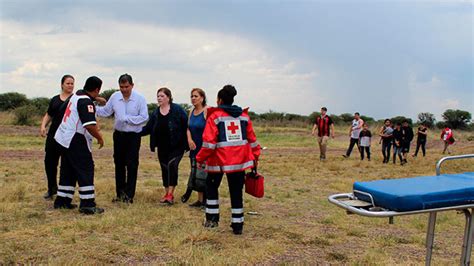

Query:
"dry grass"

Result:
[[1, 115, 474, 264]]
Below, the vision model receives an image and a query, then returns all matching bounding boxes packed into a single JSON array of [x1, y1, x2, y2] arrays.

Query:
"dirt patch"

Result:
[[0, 125, 38, 136], [0, 149, 44, 160]]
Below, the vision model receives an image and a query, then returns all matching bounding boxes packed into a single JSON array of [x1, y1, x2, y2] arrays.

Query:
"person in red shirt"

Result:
[[441, 127, 455, 154], [196, 85, 260, 235], [311, 107, 335, 161]]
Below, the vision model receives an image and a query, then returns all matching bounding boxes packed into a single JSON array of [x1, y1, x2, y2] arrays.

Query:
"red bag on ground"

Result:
[[245, 168, 264, 198]]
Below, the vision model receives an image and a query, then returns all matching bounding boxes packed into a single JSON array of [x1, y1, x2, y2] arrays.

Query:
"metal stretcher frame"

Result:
[[328, 154, 474, 266]]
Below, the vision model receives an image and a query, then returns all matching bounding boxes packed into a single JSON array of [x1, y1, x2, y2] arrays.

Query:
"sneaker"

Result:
[[164, 194, 174, 205], [43, 190, 57, 200], [189, 200, 203, 208], [54, 203, 78, 209], [203, 220, 218, 228], [181, 189, 192, 203], [159, 193, 169, 204], [79, 206, 105, 215]]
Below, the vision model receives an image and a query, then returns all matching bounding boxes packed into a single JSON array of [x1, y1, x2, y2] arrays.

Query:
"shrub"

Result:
[[13, 105, 40, 126], [30, 97, 50, 115], [442, 109, 472, 129], [0, 92, 29, 111], [99, 89, 118, 101]]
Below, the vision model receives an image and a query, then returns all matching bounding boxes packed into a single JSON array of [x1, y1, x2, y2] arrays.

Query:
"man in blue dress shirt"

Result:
[[96, 74, 149, 203]]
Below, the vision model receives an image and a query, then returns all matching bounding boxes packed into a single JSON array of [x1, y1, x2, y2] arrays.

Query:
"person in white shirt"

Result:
[[343, 112, 364, 158], [95, 74, 149, 203]]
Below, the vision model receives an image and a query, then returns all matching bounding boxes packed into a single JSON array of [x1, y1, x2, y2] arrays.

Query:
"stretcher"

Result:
[[328, 154, 474, 266]]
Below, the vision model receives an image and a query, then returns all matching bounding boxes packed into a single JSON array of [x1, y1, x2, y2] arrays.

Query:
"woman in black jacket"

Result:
[[141, 87, 188, 204]]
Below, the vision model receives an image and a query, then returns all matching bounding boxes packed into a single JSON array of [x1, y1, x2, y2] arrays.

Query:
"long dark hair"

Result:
[[217, 85, 237, 105]]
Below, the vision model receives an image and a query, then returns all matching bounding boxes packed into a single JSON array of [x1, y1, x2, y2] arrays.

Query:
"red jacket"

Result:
[[196, 106, 260, 173]]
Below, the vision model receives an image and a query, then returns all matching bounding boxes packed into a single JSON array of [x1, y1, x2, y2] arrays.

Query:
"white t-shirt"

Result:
[[351, 119, 363, 139]]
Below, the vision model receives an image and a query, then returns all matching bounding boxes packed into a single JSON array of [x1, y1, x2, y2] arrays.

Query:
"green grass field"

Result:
[[1, 115, 474, 264]]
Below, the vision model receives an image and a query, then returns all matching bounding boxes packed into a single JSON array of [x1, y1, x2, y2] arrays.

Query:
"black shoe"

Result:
[[342, 155, 348, 158], [189, 200, 203, 208], [203, 220, 218, 228], [112, 197, 123, 203], [54, 203, 77, 209], [43, 191, 56, 200], [233, 228, 243, 235], [79, 207, 105, 215], [181, 189, 192, 203]]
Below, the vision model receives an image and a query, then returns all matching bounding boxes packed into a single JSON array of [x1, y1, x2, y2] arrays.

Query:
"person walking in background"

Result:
[[343, 112, 364, 158], [95, 74, 148, 204], [379, 119, 393, 164], [359, 123, 372, 161], [392, 122, 404, 165], [196, 85, 260, 235], [141, 87, 188, 205], [181, 88, 208, 208], [401, 120, 414, 164], [413, 123, 428, 157], [53, 76, 105, 214], [441, 127, 455, 154], [311, 107, 335, 161], [40, 75, 75, 199]]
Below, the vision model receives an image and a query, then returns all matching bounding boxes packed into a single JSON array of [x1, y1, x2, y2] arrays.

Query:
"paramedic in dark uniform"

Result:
[[196, 85, 260, 235], [53, 76, 105, 214]]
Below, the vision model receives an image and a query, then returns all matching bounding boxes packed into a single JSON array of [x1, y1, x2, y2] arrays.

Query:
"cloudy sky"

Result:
[[0, 0, 472, 119]]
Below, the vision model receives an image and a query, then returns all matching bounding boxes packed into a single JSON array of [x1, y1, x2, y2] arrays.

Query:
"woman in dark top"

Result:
[[181, 88, 208, 207], [141, 87, 188, 205], [413, 123, 428, 157], [40, 74, 74, 199], [392, 122, 404, 165]]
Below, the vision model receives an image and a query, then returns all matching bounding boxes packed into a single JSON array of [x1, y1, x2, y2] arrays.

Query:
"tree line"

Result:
[[0, 91, 472, 130]]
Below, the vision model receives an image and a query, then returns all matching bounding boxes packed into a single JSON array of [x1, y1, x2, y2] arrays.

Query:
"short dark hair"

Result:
[[218, 84, 237, 105], [83, 76, 102, 92], [321, 107, 327, 111], [396, 122, 402, 126], [355, 112, 360, 116], [384, 119, 391, 123], [119, 73, 133, 85], [157, 87, 173, 104], [61, 74, 74, 85], [402, 119, 409, 124]]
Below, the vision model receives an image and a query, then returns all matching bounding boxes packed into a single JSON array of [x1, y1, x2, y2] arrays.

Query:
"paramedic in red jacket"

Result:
[[196, 85, 260, 235]]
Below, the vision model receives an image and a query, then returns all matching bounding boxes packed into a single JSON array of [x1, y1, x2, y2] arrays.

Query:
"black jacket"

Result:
[[141, 103, 189, 153]]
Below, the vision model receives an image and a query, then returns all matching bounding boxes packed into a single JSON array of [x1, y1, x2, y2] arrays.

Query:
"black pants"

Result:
[[381, 140, 392, 162], [414, 139, 426, 156], [113, 131, 141, 200], [345, 138, 359, 157], [44, 136, 62, 193], [206, 171, 245, 230], [360, 146, 371, 160], [54, 135, 96, 208], [158, 151, 183, 187]]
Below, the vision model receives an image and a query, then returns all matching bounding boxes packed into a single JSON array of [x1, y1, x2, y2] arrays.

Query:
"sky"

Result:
[[0, 0, 472, 120]]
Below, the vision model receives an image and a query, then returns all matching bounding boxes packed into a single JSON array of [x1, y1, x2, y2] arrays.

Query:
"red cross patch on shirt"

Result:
[[225, 120, 242, 142], [87, 105, 94, 113]]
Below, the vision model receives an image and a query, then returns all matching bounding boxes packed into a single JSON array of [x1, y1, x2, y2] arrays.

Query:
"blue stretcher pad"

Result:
[[353, 172, 474, 212]]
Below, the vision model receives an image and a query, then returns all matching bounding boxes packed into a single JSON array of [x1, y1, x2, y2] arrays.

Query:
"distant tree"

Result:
[[99, 89, 119, 101], [0, 92, 29, 111], [13, 105, 39, 126], [391, 116, 413, 126], [179, 103, 192, 114], [147, 103, 157, 115], [285, 113, 307, 122], [260, 110, 285, 121], [360, 115, 375, 123], [307, 112, 321, 124], [330, 114, 343, 125], [339, 113, 353, 123], [30, 97, 50, 115], [442, 109, 472, 129], [436, 121, 447, 129], [248, 111, 260, 121], [417, 112, 436, 128]]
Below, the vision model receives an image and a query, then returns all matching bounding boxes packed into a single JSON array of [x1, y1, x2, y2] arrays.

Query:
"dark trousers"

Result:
[[54, 135, 96, 208], [360, 146, 371, 160], [158, 151, 183, 187], [44, 136, 61, 193], [382, 140, 392, 162], [205, 171, 245, 230], [414, 139, 426, 156], [345, 138, 359, 157], [113, 131, 141, 200]]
